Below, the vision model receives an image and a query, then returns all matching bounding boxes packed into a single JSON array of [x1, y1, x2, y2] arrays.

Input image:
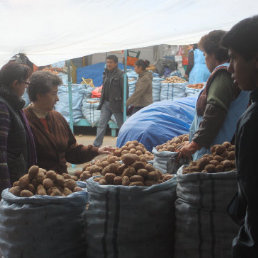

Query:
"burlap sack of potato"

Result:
[[0, 190, 87, 258], [152, 148, 186, 174], [85, 176, 177, 258], [174, 166, 238, 258]]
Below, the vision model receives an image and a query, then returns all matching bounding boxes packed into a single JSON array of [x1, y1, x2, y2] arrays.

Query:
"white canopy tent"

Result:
[[0, 0, 258, 67]]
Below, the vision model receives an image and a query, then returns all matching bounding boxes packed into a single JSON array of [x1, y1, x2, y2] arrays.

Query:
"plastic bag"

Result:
[[85, 177, 177, 258], [0, 189, 88, 258]]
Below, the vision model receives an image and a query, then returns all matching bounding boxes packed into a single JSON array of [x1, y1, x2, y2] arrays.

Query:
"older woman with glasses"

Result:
[[24, 71, 112, 174], [0, 62, 37, 195]]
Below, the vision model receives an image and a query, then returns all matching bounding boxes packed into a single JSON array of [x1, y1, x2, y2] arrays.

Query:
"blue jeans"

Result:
[[93, 101, 123, 147]]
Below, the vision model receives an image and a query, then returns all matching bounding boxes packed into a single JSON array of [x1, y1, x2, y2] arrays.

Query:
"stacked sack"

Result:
[[0, 166, 87, 258], [174, 142, 238, 258], [85, 155, 177, 258], [185, 83, 204, 97], [127, 70, 138, 97], [153, 134, 189, 173], [55, 84, 92, 123], [152, 77, 162, 102], [160, 76, 187, 101], [82, 98, 101, 127]]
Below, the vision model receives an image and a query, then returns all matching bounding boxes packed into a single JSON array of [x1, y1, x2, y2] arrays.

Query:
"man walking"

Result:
[[93, 55, 126, 147]]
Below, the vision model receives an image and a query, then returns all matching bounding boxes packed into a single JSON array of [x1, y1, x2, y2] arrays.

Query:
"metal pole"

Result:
[[67, 60, 74, 133], [123, 50, 128, 123]]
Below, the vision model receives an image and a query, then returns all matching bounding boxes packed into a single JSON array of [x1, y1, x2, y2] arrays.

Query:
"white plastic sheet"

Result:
[[0, 0, 257, 67]]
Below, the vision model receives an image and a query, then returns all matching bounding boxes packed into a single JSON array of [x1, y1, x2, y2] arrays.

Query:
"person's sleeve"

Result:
[[0, 103, 11, 194], [237, 112, 258, 240], [60, 115, 99, 164], [126, 77, 151, 106], [192, 72, 235, 148], [185, 51, 194, 76]]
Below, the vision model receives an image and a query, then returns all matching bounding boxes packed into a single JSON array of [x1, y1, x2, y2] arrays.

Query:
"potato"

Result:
[[113, 149, 122, 157], [28, 165, 39, 180], [20, 190, 33, 197], [215, 165, 224, 172], [93, 177, 103, 182], [209, 160, 219, 167], [107, 156, 117, 164], [92, 172, 102, 177], [144, 180, 157, 186], [73, 186, 83, 192], [145, 164, 155, 172], [36, 171, 45, 185], [127, 144, 135, 149], [147, 171, 160, 181], [104, 173, 116, 184], [122, 167, 136, 177], [122, 176, 130, 186], [204, 164, 216, 173], [43, 178, 54, 189], [129, 181, 144, 186], [99, 178, 107, 185], [227, 151, 235, 160], [64, 187, 73, 196], [9, 186, 21, 196], [114, 176, 123, 185], [31, 178, 38, 188], [130, 175, 144, 182], [64, 179, 77, 191], [27, 184, 35, 194], [89, 165, 102, 174], [100, 161, 109, 168], [122, 154, 138, 165], [71, 175, 78, 181], [129, 149, 137, 154], [189, 166, 200, 172], [228, 145, 235, 151], [121, 150, 129, 155], [36, 184, 47, 195], [222, 141, 231, 148], [56, 174, 65, 187], [131, 161, 146, 171], [215, 145, 226, 155], [46, 170, 57, 181], [221, 160, 232, 169], [197, 158, 210, 170], [74, 170, 82, 178], [135, 150, 143, 156], [50, 187, 62, 196], [13, 181, 19, 187], [137, 169, 148, 178], [18, 174, 30, 189], [213, 155, 224, 162], [117, 164, 126, 176], [63, 173, 72, 179]]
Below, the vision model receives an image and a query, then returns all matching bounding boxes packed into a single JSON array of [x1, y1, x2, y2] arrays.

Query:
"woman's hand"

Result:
[[98, 146, 115, 155], [176, 141, 199, 159]]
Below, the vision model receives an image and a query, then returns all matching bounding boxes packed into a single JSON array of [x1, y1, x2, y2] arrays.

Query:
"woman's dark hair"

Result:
[[135, 59, 150, 70], [0, 61, 31, 87], [28, 71, 62, 102], [222, 15, 258, 60], [198, 30, 229, 62], [106, 55, 118, 63]]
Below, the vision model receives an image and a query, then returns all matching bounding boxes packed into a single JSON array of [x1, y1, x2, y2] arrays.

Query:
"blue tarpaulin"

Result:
[[117, 97, 197, 151], [76, 62, 134, 86]]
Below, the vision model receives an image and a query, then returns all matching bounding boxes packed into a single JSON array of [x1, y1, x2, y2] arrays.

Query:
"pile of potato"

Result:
[[187, 83, 204, 89], [75, 141, 154, 181], [9, 166, 82, 197], [162, 76, 186, 84], [113, 140, 154, 160], [156, 134, 189, 152], [92, 153, 173, 186], [183, 142, 236, 174]]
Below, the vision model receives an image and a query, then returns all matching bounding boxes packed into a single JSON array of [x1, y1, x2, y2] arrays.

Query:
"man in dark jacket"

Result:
[[222, 15, 258, 258], [93, 55, 126, 147]]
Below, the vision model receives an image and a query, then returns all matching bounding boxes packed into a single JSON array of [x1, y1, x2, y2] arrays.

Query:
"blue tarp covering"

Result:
[[76, 62, 134, 86], [117, 96, 197, 151]]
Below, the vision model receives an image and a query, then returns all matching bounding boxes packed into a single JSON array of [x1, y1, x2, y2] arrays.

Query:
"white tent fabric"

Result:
[[0, 0, 257, 66]]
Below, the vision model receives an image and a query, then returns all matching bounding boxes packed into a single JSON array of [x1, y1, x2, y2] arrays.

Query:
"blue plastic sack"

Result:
[[0, 189, 88, 258], [117, 96, 197, 151], [152, 78, 162, 102], [55, 84, 88, 123], [160, 82, 187, 101]]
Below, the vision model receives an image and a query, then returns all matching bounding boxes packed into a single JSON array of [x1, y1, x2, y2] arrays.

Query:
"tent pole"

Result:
[[67, 60, 74, 133], [123, 50, 127, 123]]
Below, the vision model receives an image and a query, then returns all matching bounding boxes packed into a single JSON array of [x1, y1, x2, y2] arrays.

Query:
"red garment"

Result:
[[39, 118, 49, 132]]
